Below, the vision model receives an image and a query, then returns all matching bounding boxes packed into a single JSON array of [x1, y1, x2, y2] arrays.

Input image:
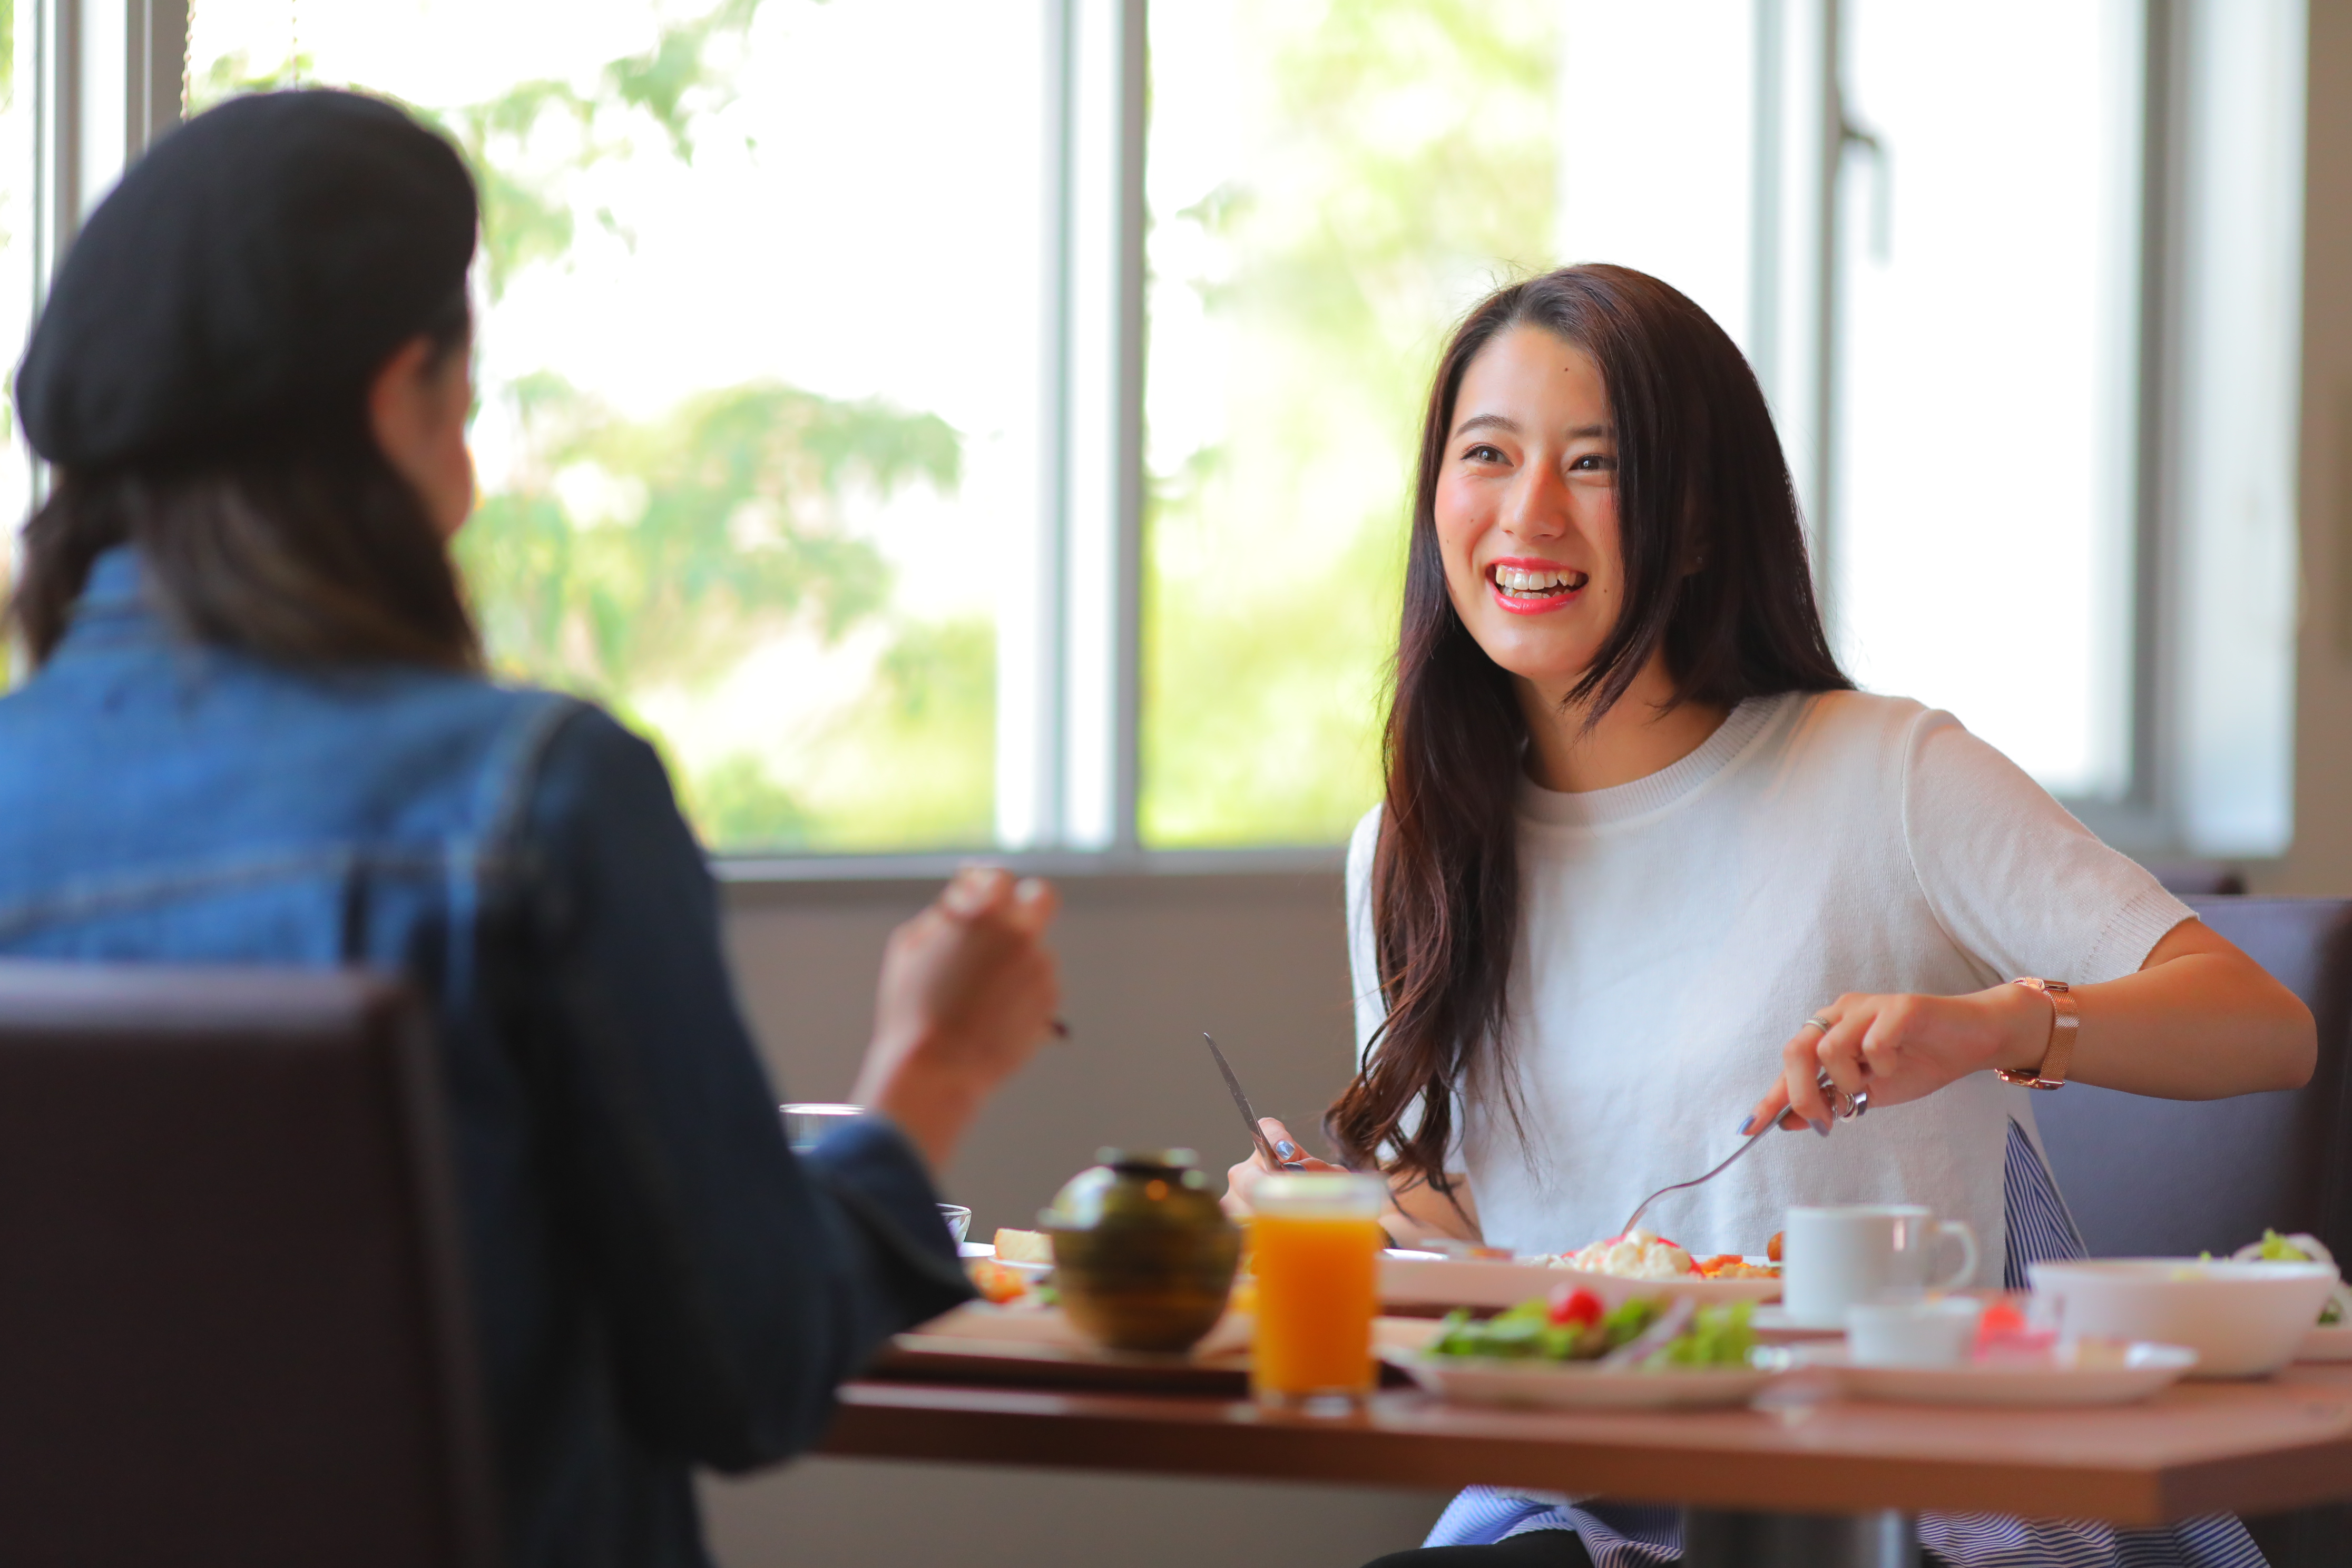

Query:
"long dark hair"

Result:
[[8, 295, 481, 673], [1328, 264, 1850, 1193]]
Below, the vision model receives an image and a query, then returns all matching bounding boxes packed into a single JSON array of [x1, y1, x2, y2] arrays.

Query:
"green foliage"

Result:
[[436, 1, 768, 296], [460, 375, 957, 698], [668, 618, 996, 853], [805, 616, 998, 849], [182, 0, 992, 854], [684, 752, 817, 849], [1141, 0, 1559, 846], [189, 48, 316, 108]]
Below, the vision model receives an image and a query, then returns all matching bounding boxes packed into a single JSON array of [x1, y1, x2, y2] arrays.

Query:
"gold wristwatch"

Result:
[[1997, 977, 2077, 1090]]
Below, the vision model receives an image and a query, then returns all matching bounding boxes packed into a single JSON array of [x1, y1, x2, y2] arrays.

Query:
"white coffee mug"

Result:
[[1782, 1204, 1981, 1328]]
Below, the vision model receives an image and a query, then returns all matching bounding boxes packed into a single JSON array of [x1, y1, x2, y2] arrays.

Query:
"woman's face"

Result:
[[1434, 325, 1623, 698]]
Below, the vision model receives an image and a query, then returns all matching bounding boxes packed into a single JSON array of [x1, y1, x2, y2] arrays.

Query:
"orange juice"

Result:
[[1249, 1173, 1388, 1407]]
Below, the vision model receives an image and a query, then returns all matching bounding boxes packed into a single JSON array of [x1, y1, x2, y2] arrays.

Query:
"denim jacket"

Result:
[[0, 550, 972, 1567]]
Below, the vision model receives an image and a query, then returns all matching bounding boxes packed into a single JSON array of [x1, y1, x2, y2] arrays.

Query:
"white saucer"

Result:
[[958, 1242, 1049, 1277], [1792, 1342, 2197, 1406]]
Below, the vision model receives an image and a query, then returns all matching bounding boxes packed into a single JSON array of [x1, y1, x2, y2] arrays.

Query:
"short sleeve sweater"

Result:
[[1344, 689, 2193, 1275]]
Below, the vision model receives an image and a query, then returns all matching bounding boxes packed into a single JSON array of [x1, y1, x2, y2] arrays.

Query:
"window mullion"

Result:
[[1108, 0, 1145, 857], [1041, 0, 1144, 856]]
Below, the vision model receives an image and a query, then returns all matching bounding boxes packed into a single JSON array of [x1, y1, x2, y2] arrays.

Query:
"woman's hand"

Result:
[[852, 866, 1061, 1171], [1220, 1116, 1345, 1219], [1741, 984, 2052, 1136]]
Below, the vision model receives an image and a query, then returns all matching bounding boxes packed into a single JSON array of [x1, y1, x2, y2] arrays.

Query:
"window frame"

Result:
[[35, 0, 2304, 879]]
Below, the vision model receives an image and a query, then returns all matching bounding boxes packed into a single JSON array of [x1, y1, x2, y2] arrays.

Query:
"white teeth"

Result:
[[1493, 564, 1583, 594]]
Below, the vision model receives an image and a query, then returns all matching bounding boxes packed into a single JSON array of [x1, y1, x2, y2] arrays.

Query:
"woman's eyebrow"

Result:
[[1450, 413, 1613, 440]]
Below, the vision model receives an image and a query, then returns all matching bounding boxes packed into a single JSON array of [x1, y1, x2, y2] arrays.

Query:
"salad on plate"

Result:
[[1427, 1286, 1760, 1371]]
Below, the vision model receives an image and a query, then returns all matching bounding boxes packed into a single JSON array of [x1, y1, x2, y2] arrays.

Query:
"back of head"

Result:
[[9, 89, 483, 671]]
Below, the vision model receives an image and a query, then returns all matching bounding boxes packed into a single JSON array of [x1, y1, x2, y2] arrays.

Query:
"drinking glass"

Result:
[[780, 1102, 865, 1153], [1249, 1172, 1388, 1411]]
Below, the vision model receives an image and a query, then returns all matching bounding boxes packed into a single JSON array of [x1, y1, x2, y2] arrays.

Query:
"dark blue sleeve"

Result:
[[517, 706, 972, 1471]]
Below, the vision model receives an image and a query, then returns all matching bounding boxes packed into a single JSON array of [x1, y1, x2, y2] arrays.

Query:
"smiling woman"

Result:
[[1218, 263, 2310, 1568], [1340, 265, 1848, 1195]]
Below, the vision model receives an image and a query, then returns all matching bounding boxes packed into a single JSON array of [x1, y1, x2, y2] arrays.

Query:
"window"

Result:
[[16, 0, 2311, 864], [1829, 1, 2146, 799], [186, 0, 1048, 855], [0, 0, 41, 677], [1140, 1, 1557, 847]]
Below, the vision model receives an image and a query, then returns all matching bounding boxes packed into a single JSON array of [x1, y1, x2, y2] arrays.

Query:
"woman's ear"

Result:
[[367, 336, 475, 538]]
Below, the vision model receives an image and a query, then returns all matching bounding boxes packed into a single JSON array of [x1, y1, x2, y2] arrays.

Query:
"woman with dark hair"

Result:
[[1225, 266, 2312, 1568], [0, 91, 1059, 1567]]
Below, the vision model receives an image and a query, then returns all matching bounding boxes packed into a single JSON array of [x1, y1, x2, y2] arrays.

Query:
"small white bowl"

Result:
[[1847, 1296, 1983, 1368], [2029, 1259, 2338, 1378]]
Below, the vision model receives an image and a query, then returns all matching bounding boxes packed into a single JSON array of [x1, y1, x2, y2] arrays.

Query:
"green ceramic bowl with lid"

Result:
[[1042, 1148, 1241, 1354]]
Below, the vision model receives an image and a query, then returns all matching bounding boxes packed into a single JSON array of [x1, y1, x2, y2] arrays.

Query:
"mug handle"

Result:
[[1932, 1220, 1980, 1291]]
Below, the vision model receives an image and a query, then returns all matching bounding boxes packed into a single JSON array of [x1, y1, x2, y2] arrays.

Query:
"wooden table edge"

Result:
[[820, 1380, 2352, 1526]]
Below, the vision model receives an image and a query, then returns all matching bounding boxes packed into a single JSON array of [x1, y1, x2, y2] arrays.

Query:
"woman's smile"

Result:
[[1486, 555, 1590, 614]]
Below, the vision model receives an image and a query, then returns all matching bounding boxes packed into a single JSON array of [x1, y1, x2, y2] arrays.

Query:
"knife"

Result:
[[1202, 1032, 1305, 1171]]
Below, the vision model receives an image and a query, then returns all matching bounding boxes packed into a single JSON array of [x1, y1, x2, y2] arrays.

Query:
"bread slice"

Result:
[[992, 1227, 1054, 1264]]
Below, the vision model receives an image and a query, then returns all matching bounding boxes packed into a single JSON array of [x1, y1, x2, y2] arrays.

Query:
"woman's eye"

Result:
[[1570, 453, 1616, 472], [1462, 444, 1506, 464]]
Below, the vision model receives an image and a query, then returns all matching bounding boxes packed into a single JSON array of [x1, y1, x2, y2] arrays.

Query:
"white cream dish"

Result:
[[2028, 1258, 2339, 1378], [1846, 1296, 1984, 1368]]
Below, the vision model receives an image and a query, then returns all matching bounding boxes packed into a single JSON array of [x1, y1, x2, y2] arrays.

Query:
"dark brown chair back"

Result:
[[0, 963, 498, 1568], [2032, 896, 2352, 1265]]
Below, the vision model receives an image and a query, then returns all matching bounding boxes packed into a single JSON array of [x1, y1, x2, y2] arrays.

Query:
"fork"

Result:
[[1616, 1067, 1866, 1238]]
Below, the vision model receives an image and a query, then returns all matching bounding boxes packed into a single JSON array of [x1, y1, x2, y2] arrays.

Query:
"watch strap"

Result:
[[1997, 978, 2076, 1090]]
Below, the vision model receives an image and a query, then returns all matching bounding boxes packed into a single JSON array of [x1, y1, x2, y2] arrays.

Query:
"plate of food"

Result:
[[1383, 1293, 1779, 1410], [1791, 1339, 2197, 1407], [1380, 1229, 1781, 1311], [962, 1228, 1056, 1306]]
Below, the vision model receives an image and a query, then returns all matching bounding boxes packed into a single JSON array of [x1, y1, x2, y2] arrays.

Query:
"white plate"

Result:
[[1792, 1342, 2197, 1406], [959, 1242, 1051, 1278], [1379, 1250, 1780, 1311], [2298, 1322, 2352, 1361], [1381, 1348, 1776, 1410]]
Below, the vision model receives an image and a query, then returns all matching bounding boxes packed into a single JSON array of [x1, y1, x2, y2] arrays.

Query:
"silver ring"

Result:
[[1850, 1088, 1870, 1119], [1801, 1014, 1832, 1035]]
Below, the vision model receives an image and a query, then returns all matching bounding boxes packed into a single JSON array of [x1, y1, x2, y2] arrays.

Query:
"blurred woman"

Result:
[[1226, 265, 2312, 1568], [0, 90, 1057, 1568]]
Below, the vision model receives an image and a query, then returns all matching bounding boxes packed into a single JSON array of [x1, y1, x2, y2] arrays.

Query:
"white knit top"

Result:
[[1344, 689, 2193, 1277]]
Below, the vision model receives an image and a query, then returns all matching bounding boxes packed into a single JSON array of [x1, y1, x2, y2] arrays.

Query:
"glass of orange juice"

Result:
[[1249, 1172, 1388, 1410]]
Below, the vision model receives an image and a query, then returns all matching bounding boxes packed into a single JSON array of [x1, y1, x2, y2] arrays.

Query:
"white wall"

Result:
[[2267, 0, 2352, 895], [701, 869, 1452, 1568]]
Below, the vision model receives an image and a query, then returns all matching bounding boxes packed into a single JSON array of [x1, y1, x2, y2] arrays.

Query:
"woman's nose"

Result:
[[1498, 464, 1569, 539]]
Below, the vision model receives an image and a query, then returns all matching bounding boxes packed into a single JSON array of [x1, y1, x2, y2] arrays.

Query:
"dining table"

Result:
[[821, 1357, 2352, 1567]]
